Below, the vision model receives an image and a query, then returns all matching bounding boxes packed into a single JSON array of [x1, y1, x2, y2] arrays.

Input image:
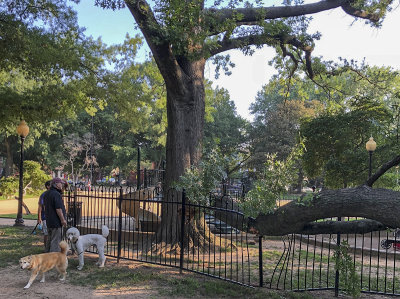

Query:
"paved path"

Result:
[[0, 217, 36, 226]]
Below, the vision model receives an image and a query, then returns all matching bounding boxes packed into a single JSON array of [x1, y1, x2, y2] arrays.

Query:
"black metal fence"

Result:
[[64, 185, 256, 286], [63, 187, 400, 296]]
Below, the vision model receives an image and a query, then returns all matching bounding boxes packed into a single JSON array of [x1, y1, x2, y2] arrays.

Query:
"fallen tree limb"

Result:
[[250, 185, 400, 236]]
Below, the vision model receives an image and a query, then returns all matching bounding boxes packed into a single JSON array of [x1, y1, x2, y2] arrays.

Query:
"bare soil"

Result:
[[0, 253, 394, 299], [0, 254, 185, 299]]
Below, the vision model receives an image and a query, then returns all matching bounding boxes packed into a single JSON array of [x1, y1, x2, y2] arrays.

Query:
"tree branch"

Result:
[[124, 0, 185, 87], [366, 155, 400, 187], [341, 1, 393, 23], [205, 0, 348, 28], [301, 219, 386, 235], [209, 32, 312, 57]]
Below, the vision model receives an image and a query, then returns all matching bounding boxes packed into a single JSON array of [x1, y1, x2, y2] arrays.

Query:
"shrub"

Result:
[[0, 176, 19, 199], [0, 161, 51, 199]]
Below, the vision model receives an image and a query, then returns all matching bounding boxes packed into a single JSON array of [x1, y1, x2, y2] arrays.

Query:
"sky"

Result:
[[73, 2, 400, 120]]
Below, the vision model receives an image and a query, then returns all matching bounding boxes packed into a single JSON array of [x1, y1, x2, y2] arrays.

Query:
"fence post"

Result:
[[144, 168, 148, 188], [180, 189, 186, 274], [137, 146, 141, 190], [335, 217, 341, 297], [72, 186, 78, 227], [66, 188, 71, 226], [259, 235, 264, 287], [117, 186, 123, 263]]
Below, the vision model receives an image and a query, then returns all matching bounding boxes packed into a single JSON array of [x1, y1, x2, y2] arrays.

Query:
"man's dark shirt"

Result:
[[43, 187, 66, 228]]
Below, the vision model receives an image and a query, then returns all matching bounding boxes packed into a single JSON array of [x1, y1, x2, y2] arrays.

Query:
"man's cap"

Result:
[[52, 177, 68, 188], [52, 177, 64, 184]]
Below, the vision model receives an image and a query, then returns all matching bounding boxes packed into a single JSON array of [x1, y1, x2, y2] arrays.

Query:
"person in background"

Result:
[[44, 177, 68, 252], [37, 180, 51, 250]]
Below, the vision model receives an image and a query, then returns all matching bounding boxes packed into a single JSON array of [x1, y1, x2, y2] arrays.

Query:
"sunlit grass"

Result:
[[0, 226, 43, 268]]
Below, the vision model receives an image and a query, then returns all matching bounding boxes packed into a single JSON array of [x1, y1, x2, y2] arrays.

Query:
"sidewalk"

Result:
[[0, 217, 36, 226]]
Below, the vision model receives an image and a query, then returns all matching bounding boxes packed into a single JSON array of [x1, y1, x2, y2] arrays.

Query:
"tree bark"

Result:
[[164, 59, 206, 187], [155, 59, 207, 253]]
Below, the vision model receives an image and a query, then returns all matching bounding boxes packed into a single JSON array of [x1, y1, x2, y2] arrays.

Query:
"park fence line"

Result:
[[63, 185, 400, 296]]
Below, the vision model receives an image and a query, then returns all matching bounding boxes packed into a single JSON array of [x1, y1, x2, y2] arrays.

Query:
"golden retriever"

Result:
[[19, 241, 68, 289]]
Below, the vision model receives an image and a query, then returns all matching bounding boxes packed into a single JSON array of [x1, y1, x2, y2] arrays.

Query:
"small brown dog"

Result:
[[19, 241, 68, 289]]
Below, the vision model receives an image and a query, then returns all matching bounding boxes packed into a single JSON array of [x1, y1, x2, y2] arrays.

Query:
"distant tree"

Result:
[[204, 86, 249, 178], [300, 66, 399, 188], [0, 160, 51, 214], [250, 78, 321, 166], [59, 133, 101, 183], [249, 77, 321, 192]]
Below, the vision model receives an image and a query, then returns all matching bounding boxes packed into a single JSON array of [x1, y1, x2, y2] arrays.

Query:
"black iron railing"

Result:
[[63, 188, 400, 296]]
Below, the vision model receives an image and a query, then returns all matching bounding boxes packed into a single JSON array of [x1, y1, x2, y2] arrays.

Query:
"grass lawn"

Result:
[[0, 195, 39, 201]]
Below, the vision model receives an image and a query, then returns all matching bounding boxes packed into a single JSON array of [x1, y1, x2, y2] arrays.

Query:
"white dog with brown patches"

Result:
[[66, 225, 109, 270], [19, 241, 68, 289]]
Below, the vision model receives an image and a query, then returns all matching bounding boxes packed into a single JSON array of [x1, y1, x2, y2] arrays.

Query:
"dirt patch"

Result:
[[0, 254, 181, 299], [0, 254, 394, 299], [0, 222, 395, 299]]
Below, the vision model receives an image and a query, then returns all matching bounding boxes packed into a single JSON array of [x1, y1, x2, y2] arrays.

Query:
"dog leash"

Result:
[[18, 223, 39, 241], [65, 226, 84, 257], [69, 239, 85, 256], [30, 223, 39, 235]]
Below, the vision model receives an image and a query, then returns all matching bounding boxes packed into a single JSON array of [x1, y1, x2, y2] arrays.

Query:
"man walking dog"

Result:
[[44, 178, 68, 252], [37, 180, 51, 250]]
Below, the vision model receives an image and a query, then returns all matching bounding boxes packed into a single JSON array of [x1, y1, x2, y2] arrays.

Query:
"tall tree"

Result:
[[97, 0, 393, 188], [96, 0, 394, 252]]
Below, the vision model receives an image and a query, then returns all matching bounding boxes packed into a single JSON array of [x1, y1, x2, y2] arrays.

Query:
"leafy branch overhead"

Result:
[[96, 0, 394, 80], [0, 0, 109, 129]]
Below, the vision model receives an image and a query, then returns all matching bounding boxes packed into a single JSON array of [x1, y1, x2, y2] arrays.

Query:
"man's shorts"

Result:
[[41, 220, 48, 236]]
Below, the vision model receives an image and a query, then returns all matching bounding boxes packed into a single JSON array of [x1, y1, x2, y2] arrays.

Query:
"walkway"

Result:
[[0, 217, 36, 226]]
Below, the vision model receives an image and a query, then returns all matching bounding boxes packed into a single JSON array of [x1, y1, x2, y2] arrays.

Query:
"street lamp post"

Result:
[[366, 136, 377, 179], [14, 120, 29, 226]]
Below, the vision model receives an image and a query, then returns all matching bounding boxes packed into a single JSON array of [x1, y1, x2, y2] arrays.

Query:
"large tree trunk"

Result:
[[153, 59, 209, 254], [164, 59, 206, 188], [126, 1, 212, 254]]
